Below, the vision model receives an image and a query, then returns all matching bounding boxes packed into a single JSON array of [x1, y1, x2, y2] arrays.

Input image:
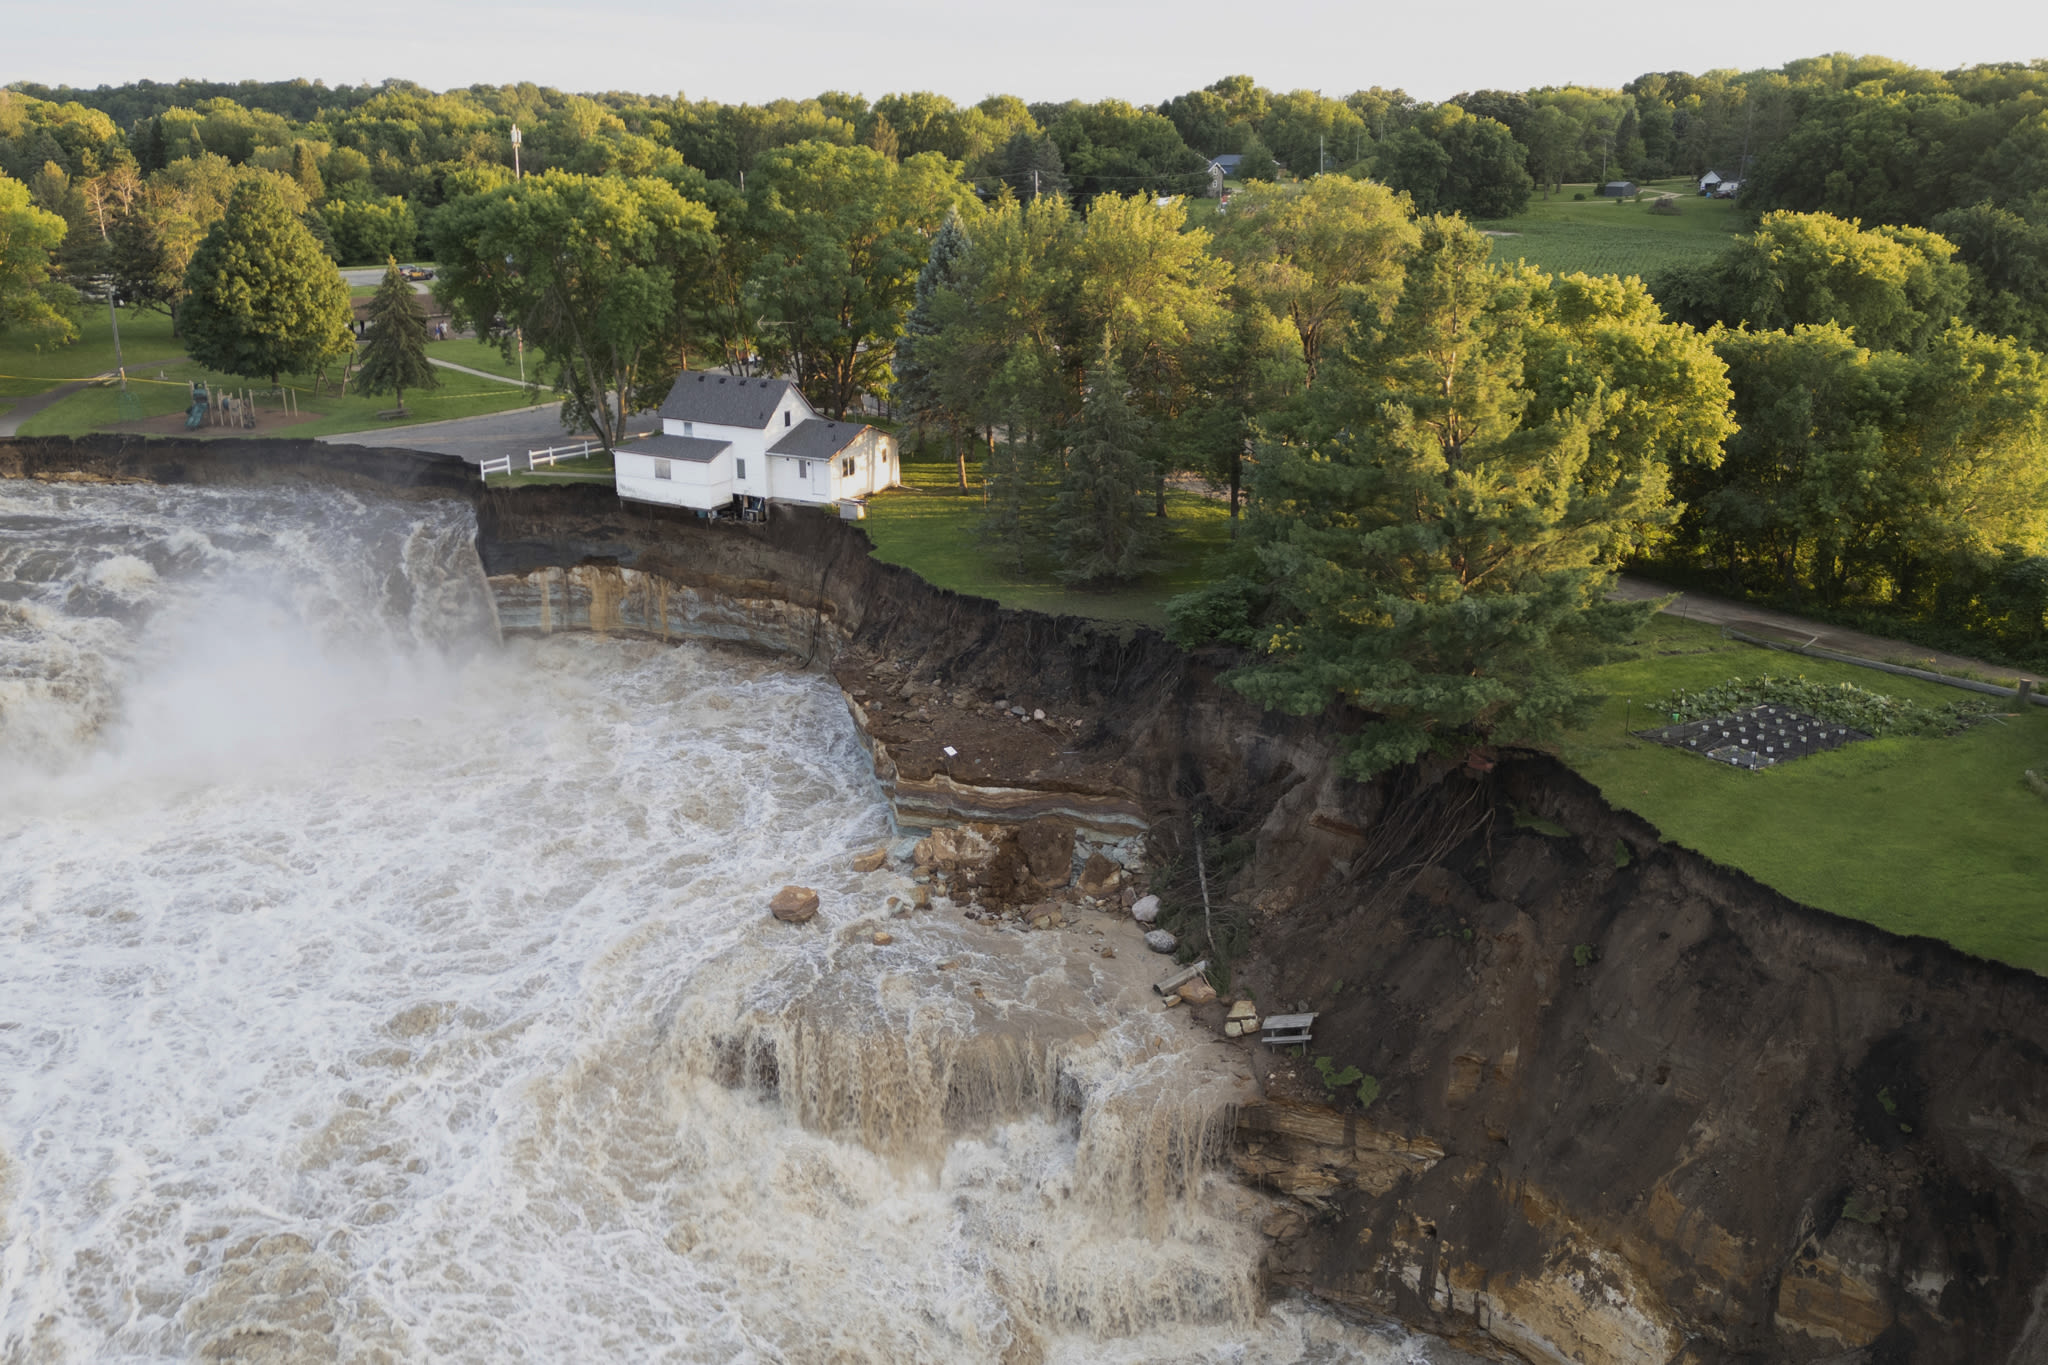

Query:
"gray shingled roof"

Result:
[[656, 373, 798, 429], [617, 433, 731, 464], [768, 418, 864, 461]]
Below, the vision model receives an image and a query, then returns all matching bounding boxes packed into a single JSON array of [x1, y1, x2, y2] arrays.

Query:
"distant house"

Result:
[[1698, 170, 1723, 194], [1208, 153, 1243, 177], [1600, 180, 1640, 198], [613, 374, 898, 520], [1712, 178, 1742, 199]]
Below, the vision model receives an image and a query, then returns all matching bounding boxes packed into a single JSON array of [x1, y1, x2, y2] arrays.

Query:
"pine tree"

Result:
[[1053, 342, 1160, 586], [354, 260, 439, 412], [140, 117, 168, 175], [180, 177, 353, 386], [1208, 217, 1650, 775], [992, 130, 1070, 203], [288, 142, 325, 203], [893, 208, 970, 486]]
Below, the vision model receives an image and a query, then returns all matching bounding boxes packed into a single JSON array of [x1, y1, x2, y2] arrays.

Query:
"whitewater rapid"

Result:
[[0, 481, 1465, 1364]]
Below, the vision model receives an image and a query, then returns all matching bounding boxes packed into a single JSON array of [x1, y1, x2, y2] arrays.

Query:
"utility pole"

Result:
[[1319, 133, 1324, 176], [1032, 168, 1039, 200], [511, 123, 525, 385]]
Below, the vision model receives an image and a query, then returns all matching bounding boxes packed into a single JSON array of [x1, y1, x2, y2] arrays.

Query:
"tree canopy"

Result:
[[178, 175, 350, 383]]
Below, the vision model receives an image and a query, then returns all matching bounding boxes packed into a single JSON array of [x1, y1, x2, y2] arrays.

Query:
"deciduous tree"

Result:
[[0, 170, 76, 348], [179, 176, 351, 384], [431, 170, 716, 447]]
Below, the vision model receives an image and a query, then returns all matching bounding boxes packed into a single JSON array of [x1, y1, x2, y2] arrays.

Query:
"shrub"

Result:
[[1649, 196, 1682, 216], [1572, 192, 1587, 201]]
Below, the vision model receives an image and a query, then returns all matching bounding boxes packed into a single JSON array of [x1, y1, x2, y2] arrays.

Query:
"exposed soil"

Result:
[[8, 436, 2048, 1364]]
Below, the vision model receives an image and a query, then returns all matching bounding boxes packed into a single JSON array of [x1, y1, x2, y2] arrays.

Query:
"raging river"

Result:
[[0, 482, 1471, 1363]]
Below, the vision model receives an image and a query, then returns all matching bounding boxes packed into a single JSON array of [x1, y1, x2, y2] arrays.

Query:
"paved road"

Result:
[[318, 404, 592, 466], [1615, 574, 2033, 683], [340, 265, 432, 291]]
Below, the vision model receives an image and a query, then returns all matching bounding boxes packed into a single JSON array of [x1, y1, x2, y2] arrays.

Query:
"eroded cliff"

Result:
[[7, 435, 2046, 1364]]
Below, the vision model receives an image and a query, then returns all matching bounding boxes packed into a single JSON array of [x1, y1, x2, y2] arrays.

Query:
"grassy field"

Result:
[[17, 352, 539, 441], [429, 336, 537, 383], [1476, 178, 1746, 279], [0, 307, 188, 395], [861, 451, 1238, 629], [1559, 615, 2048, 971]]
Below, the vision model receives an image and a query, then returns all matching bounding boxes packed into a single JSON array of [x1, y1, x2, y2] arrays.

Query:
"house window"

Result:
[[654, 458, 671, 480], [784, 411, 792, 427], [683, 422, 694, 436], [842, 457, 854, 477], [735, 458, 746, 479], [799, 460, 811, 479]]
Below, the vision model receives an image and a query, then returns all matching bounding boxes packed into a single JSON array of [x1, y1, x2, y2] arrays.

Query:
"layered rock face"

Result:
[[8, 436, 2048, 1363]]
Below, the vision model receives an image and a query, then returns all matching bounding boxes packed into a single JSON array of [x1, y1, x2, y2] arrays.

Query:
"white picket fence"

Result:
[[528, 440, 600, 469], [478, 440, 603, 482]]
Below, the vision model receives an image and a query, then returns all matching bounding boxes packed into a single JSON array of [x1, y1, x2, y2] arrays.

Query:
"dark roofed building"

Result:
[[768, 419, 864, 462], [656, 373, 800, 430]]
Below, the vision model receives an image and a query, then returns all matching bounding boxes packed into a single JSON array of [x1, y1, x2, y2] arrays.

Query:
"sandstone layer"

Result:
[[7, 435, 2048, 1364]]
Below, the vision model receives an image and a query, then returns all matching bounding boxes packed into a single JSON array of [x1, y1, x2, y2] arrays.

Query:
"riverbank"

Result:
[[7, 433, 2048, 1363]]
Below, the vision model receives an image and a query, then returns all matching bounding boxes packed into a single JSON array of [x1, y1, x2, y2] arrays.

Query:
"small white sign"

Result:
[[942, 746, 958, 758]]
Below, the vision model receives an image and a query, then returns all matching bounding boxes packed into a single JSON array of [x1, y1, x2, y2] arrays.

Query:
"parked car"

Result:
[[398, 265, 435, 281]]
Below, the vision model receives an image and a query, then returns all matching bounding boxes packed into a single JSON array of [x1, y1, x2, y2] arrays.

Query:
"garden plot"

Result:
[[1639, 704, 1870, 770]]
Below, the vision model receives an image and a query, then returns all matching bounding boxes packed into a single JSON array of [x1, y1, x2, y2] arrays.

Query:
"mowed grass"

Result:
[[1477, 178, 1745, 279], [1559, 614, 2048, 971], [861, 452, 1238, 629], [17, 352, 539, 441], [485, 451, 614, 486], [0, 307, 189, 395], [429, 336, 538, 384]]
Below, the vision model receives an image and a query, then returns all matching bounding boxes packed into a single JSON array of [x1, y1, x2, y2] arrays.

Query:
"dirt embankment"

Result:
[[9, 437, 2048, 1364]]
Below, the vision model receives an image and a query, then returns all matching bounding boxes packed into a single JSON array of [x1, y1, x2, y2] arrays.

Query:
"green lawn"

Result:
[[1559, 615, 2048, 971], [1476, 178, 1745, 279], [0, 307, 188, 394], [861, 452, 1238, 629], [485, 451, 614, 487], [428, 336, 538, 384], [16, 352, 539, 441]]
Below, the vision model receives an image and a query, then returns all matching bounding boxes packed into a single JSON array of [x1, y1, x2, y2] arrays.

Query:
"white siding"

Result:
[[615, 449, 735, 511]]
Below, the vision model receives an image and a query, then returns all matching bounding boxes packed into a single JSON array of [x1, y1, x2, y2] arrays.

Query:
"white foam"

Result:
[[0, 483, 1466, 1364]]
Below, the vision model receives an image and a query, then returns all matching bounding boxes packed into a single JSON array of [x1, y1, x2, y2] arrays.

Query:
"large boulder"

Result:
[[1016, 817, 1076, 887], [1078, 852, 1121, 898], [912, 824, 999, 874], [769, 886, 820, 923]]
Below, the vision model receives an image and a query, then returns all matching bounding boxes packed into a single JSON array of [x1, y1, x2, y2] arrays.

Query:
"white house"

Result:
[[1698, 170, 1723, 193], [613, 373, 900, 518]]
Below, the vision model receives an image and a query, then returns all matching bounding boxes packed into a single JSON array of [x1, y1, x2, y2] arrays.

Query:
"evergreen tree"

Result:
[[989, 129, 1070, 203], [1053, 342, 1160, 586], [288, 142, 325, 203], [140, 117, 168, 175], [893, 207, 971, 486], [355, 260, 439, 412], [1180, 218, 1654, 775], [180, 177, 353, 385]]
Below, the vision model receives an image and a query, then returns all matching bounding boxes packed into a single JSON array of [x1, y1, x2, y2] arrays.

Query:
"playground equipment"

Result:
[[185, 382, 209, 430]]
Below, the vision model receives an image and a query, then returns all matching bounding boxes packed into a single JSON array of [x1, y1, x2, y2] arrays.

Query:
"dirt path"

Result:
[[1614, 573, 2035, 683]]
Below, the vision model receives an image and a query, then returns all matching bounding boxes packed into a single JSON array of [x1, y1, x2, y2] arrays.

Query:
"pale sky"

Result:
[[8, 0, 2046, 105]]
